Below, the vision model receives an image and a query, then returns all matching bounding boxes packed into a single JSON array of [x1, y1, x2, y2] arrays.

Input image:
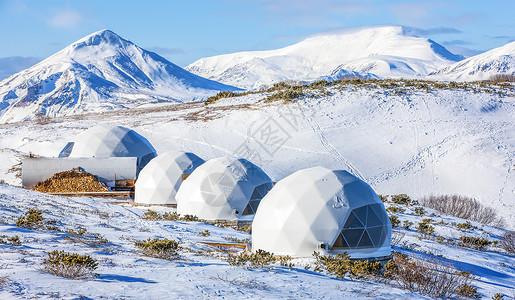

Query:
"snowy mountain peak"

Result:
[[73, 29, 126, 47], [0, 29, 237, 123], [430, 41, 515, 81], [186, 25, 463, 89]]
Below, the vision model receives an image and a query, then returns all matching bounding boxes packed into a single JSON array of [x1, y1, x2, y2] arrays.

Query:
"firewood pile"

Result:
[[31, 167, 109, 193]]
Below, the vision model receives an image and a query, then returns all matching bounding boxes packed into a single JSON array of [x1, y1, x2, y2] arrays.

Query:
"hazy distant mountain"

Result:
[[0, 56, 40, 81], [186, 26, 463, 89], [0, 29, 237, 123], [429, 41, 515, 81]]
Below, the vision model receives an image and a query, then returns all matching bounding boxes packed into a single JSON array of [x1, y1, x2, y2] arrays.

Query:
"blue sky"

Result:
[[0, 0, 514, 76]]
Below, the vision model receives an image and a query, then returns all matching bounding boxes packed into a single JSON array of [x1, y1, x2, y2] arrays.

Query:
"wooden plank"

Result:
[[200, 241, 247, 249], [49, 191, 132, 197]]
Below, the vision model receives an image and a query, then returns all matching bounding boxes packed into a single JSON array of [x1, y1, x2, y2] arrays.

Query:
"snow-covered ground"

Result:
[[1, 82, 513, 228], [0, 183, 513, 299]]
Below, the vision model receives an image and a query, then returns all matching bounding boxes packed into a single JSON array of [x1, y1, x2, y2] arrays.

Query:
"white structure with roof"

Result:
[[176, 157, 274, 221], [252, 166, 391, 259], [58, 125, 157, 172], [134, 152, 205, 205]]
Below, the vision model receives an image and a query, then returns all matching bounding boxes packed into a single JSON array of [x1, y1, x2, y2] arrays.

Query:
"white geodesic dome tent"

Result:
[[176, 157, 274, 221], [252, 166, 391, 259], [134, 152, 205, 205], [58, 125, 157, 172]]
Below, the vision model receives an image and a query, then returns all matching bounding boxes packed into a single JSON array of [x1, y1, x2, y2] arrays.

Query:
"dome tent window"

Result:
[[251, 167, 391, 259]]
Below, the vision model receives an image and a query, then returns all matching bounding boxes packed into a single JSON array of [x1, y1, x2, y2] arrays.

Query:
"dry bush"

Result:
[[499, 231, 515, 254], [42, 250, 98, 279], [391, 231, 406, 247], [420, 195, 504, 227], [134, 238, 181, 260], [66, 228, 109, 248], [489, 74, 515, 82], [386, 253, 479, 298]]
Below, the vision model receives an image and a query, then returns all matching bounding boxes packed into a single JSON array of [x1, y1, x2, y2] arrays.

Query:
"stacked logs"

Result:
[[31, 167, 109, 193]]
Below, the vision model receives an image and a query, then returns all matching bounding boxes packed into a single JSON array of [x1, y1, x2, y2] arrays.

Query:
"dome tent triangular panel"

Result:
[[251, 166, 391, 259], [135, 152, 205, 205], [58, 125, 157, 172], [176, 157, 274, 221]]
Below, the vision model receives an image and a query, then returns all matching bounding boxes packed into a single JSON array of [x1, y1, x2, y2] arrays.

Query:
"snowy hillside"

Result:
[[186, 26, 463, 89], [0, 182, 513, 299], [0, 30, 237, 123], [1, 80, 513, 228], [430, 41, 515, 81]]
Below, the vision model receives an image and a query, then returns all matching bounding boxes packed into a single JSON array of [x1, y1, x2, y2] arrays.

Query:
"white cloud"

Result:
[[48, 9, 83, 28]]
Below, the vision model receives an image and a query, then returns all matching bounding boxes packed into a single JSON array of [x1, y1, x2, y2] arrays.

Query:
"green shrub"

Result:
[[142, 210, 161, 220], [391, 194, 413, 206], [0, 235, 21, 246], [313, 252, 383, 279], [456, 283, 480, 298], [16, 209, 45, 229], [377, 194, 388, 202], [403, 220, 414, 229], [42, 250, 98, 279], [389, 215, 400, 228], [205, 91, 240, 105], [134, 238, 181, 259], [413, 207, 425, 216], [162, 212, 180, 221], [456, 221, 477, 231], [227, 249, 276, 269], [386, 206, 406, 214], [198, 229, 210, 237], [459, 236, 491, 250], [417, 219, 435, 237], [265, 87, 305, 103]]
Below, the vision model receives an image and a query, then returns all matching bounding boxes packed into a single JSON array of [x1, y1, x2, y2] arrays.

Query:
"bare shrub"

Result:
[[489, 74, 515, 82], [211, 273, 270, 290], [420, 195, 504, 227], [386, 253, 479, 298], [391, 231, 406, 247], [500, 231, 515, 254], [42, 250, 98, 279]]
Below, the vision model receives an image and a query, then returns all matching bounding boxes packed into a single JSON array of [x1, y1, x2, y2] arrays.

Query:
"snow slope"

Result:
[[430, 41, 515, 81], [0, 182, 513, 299], [186, 26, 463, 89], [0, 30, 237, 123], [0, 81, 513, 229]]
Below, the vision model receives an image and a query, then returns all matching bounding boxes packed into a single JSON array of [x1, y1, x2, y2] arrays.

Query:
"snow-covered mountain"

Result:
[[186, 26, 463, 89], [0, 29, 237, 123], [429, 41, 515, 81]]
